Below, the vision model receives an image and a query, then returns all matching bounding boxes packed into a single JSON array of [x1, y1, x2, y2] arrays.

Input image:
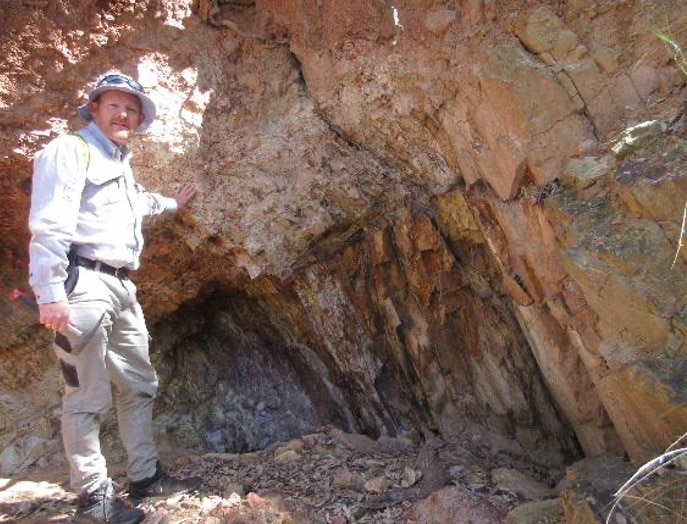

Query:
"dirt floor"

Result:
[[0, 426, 564, 523]]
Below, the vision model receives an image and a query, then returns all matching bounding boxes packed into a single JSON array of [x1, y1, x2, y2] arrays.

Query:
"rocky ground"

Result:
[[0, 426, 576, 523]]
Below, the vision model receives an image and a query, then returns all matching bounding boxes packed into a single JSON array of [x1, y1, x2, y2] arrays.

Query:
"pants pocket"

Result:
[[59, 359, 79, 387], [56, 311, 106, 356]]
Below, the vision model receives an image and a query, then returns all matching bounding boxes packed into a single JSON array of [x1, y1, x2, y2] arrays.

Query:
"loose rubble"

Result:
[[0, 426, 643, 523]]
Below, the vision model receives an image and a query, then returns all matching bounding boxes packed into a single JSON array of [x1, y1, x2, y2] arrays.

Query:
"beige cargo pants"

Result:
[[54, 266, 159, 494]]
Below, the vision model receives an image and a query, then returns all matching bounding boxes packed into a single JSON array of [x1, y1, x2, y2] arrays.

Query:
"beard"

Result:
[[107, 123, 133, 145]]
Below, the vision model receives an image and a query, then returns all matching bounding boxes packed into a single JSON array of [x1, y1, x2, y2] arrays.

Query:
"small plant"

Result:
[[660, 24, 687, 269], [653, 28, 687, 78], [606, 433, 687, 523], [671, 201, 687, 269]]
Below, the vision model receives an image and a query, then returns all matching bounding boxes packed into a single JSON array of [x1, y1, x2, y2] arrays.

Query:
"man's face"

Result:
[[89, 90, 145, 146]]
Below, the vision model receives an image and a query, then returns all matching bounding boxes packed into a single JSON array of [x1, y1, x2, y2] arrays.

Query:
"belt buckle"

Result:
[[114, 267, 126, 278]]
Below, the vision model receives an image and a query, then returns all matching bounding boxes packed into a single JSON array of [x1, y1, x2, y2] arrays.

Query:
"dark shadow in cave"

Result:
[[150, 291, 355, 454]]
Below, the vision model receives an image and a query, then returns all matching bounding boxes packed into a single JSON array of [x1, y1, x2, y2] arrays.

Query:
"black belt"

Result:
[[75, 255, 129, 279]]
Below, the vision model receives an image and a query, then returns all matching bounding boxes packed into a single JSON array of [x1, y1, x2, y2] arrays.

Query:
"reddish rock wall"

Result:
[[1, 0, 687, 475]]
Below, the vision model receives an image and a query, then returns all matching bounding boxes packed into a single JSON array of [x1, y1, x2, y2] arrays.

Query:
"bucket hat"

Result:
[[77, 72, 157, 133]]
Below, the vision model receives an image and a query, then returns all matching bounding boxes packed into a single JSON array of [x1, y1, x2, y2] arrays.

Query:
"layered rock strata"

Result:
[[1, 0, 686, 477]]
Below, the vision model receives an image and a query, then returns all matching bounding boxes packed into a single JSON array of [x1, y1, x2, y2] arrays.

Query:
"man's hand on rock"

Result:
[[174, 182, 197, 211]]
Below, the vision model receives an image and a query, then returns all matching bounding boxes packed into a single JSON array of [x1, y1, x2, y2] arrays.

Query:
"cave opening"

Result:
[[142, 205, 585, 473], [149, 290, 357, 455]]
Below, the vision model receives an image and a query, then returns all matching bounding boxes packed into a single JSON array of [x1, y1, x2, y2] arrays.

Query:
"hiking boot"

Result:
[[128, 461, 201, 499], [75, 478, 145, 524]]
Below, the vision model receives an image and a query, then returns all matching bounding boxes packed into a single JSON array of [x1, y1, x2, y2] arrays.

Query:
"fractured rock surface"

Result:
[[1, 1, 687, 520]]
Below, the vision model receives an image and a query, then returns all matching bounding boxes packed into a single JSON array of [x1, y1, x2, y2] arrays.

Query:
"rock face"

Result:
[[1, 0, 687, 483]]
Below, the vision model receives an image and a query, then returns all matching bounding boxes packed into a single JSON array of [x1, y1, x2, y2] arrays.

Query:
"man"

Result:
[[28, 72, 200, 524]]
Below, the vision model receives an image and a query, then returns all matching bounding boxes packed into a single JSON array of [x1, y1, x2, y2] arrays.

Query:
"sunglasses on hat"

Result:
[[96, 74, 145, 94]]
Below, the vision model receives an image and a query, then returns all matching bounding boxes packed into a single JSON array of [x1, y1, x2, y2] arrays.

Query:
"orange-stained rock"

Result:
[[1, 0, 687, 486]]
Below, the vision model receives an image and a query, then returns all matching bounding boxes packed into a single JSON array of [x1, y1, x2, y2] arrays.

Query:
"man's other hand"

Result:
[[174, 182, 197, 211], [39, 301, 70, 332]]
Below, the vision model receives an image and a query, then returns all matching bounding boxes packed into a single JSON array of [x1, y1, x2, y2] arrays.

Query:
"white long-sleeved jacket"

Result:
[[28, 122, 178, 304]]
